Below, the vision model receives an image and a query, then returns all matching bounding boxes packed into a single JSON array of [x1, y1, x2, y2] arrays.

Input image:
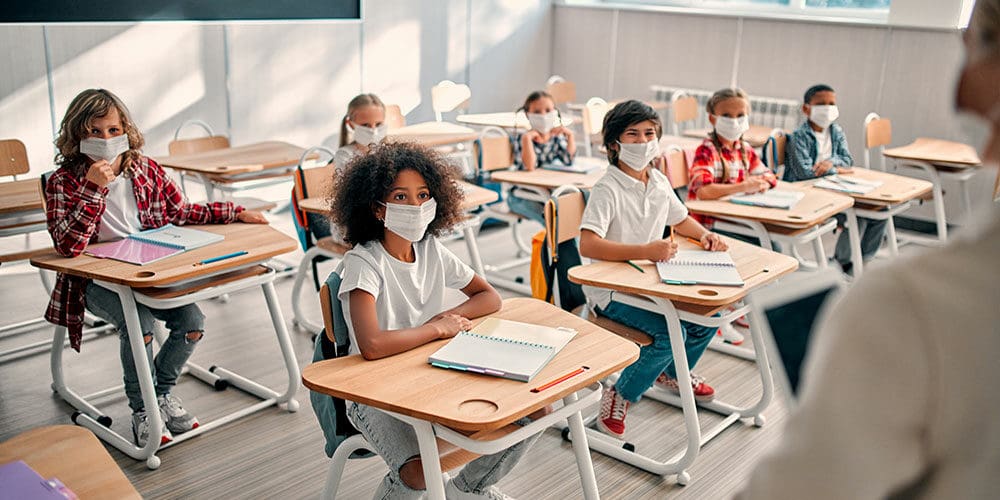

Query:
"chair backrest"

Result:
[[582, 97, 609, 136], [291, 146, 336, 249], [542, 185, 587, 311], [0, 138, 30, 178], [169, 120, 230, 155], [545, 77, 577, 105], [544, 187, 586, 252], [661, 144, 689, 189], [385, 104, 406, 129], [431, 80, 472, 121], [670, 94, 699, 136], [864, 112, 892, 171], [474, 126, 514, 177], [761, 129, 788, 179]]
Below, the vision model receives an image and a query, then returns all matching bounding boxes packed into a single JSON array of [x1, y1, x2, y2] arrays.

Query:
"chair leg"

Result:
[[322, 434, 373, 500], [886, 216, 899, 257]]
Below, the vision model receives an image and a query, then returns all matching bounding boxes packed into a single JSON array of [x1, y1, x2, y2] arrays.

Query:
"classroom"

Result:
[[1, 0, 997, 498]]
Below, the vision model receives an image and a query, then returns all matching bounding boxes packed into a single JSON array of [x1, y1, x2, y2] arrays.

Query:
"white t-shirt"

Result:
[[97, 175, 142, 241], [579, 166, 689, 309], [333, 144, 363, 171], [337, 237, 475, 355], [813, 127, 832, 163]]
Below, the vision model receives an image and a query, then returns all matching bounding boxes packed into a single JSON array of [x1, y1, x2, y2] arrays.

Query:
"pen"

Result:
[[625, 260, 645, 273], [194, 250, 248, 266], [531, 366, 589, 393]]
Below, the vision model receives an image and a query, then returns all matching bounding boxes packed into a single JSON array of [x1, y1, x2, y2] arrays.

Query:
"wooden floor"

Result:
[[0, 211, 792, 499]]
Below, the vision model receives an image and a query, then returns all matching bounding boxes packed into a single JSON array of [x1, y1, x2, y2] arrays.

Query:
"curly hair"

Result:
[[54, 89, 145, 171], [329, 142, 465, 245]]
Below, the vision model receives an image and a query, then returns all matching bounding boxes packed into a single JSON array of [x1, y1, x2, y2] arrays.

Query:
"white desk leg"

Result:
[[653, 297, 700, 484], [412, 419, 447, 500], [844, 209, 864, 278], [261, 281, 301, 409], [564, 392, 601, 500], [462, 223, 487, 276]]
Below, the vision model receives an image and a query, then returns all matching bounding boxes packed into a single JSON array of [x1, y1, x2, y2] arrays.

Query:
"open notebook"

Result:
[[84, 224, 223, 265], [542, 157, 604, 174], [656, 250, 745, 286], [428, 318, 577, 382], [730, 190, 805, 209], [814, 174, 883, 194]]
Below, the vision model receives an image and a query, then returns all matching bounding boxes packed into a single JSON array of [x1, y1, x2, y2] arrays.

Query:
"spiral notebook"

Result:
[[428, 318, 577, 382], [656, 250, 745, 287], [84, 224, 223, 265], [730, 190, 805, 209]]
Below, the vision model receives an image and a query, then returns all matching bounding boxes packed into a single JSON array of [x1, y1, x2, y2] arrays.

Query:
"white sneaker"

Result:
[[131, 409, 173, 448], [158, 393, 199, 434], [717, 323, 744, 345], [445, 479, 515, 500]]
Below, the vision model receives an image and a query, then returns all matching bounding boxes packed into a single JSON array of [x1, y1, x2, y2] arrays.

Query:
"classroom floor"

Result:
[[0, 206, 799, 499]]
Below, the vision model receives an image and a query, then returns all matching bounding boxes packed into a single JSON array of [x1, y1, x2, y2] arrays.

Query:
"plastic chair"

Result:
[[545, 75, 577, 105], [580, 98, 609, 157], [431, 80, 471, 122], [385, 104, 406, 129], [670, 93, 699, 137], [761, 129, 787, 180]]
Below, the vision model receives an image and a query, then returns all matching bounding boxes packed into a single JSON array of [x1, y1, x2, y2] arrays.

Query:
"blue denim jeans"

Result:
[[834, 214, 888, 267], [347, 402, 540, 499], [597, 300, 718, 402], [85, 282, 205, 412], [506, 191, 546, 226]]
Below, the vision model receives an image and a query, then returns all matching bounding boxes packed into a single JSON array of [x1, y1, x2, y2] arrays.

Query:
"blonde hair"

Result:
[[340, 93, 386, 147], [706, 88, 751, 183], [970, 0, 1000, 56], [54, 89, 144, 171]]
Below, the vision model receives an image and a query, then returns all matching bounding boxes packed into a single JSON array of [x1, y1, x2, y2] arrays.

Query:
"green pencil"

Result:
[[626, 260, 645, 273]]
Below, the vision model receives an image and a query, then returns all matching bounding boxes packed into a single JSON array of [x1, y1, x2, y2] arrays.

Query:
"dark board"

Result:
[[2, 1, 361, 23]]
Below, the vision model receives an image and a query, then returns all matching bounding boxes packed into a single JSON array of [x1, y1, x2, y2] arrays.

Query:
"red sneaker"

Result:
[[597, 386, 630, 439], [655, 372, 716, 402]]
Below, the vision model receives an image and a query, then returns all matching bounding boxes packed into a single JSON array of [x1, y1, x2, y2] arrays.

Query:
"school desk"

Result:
[[567, 237, 798, 483], [289, 181, 499, 335], [797, 168, 934, 256], [156, 141, 306, 203], [387, 121, 479, 147], [882, 138, 982, 244], [0, 425, 141, 499], [455, 111, 575, 130], [682, 125, 775, 149], [0, 178, 46, 236], [30, 223, 300, 469], [684, 181, 864, 279], [302, 297, 640, 500]]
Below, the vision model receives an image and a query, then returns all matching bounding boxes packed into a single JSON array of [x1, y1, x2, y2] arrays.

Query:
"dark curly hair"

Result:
[[329, 141, 465, 245]]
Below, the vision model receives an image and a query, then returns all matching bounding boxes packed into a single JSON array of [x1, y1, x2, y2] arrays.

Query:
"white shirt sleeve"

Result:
[[435, 239, 475, 290], [337, 252, 382, 302], [580, 184, 615, 238]]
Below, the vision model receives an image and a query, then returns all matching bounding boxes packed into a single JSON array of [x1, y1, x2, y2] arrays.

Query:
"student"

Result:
[[579, 100, 728, 439], [330, 142, 539, 499], [44, 89, 268, 447], [786, 84, 887, 274], [507, 90, 577, 225], [687, 88, 778, 344]]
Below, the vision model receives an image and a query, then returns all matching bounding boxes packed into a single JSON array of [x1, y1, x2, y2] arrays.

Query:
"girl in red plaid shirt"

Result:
[[44, 89, 268, 447]]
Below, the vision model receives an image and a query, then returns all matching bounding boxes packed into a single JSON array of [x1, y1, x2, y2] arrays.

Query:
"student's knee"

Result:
[[398, 458, 427, 491], [120, 330, 154, 345], [184, 330, 204, 344]]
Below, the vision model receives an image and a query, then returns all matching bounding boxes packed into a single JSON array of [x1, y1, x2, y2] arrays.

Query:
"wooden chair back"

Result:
[[0, 139, 30, 177]]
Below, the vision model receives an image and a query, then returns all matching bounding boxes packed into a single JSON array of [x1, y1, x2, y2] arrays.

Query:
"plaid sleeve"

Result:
[[152, 159, 242, 225], [687, 144, 718, 199], [45, 169, 106, 257], [747, 147, 777, 187]]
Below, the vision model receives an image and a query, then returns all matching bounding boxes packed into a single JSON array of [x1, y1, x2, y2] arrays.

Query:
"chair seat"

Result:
[[572, 305, 652, 346], [315, 236, 352, 255]]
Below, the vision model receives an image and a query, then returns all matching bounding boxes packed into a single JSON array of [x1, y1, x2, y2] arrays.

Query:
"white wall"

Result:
[[0, 0, 552, 176]]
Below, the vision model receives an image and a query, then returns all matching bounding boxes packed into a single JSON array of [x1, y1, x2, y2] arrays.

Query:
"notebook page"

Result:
[[470, 317, 576, 352], [656, 250, 744, 286], [730, 190, 805, 209], [84, 238, 182, 265], [129, 224, 224, 250], [428, 332, 555, 382]]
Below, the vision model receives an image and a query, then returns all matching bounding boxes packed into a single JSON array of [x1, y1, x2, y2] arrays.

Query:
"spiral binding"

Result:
[[666, 260, 735, 268], [459, 332, 554, 350]]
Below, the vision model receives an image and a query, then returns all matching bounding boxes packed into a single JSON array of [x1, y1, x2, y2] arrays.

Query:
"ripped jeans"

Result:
[[85, 282, 205, 412]]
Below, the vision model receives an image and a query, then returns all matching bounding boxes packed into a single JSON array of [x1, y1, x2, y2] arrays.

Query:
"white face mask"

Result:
[[809, 105, 839, 129], [714, 115, 750, 142], [617, 140, 660, 172], [380, 198, 437, 242], [527, 111, 560, 134], [352, 123, 388, 147], [80, 134, 129, 164]]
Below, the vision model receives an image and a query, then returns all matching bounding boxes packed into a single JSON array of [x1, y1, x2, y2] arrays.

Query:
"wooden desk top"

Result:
[[882, 137, 981, 167], [388, 121, 479, 147], [568, 237, 798, 311], [302, 297, 639, 432], [30, 223, 297, 287], [298, 181, 498, 216], [0, 179, 43, 215], [155, 141, 306, 175], [685, 181, 854, 228], [456, 112, 574, 130], [0, 425, 140, 499], [799, 168, 933, 205], [490, 167, 606, 191], [682, 125, 775, 149]]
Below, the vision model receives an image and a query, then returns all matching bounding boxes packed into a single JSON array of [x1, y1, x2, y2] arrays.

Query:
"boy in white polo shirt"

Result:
[[579, 100, 729, 439]]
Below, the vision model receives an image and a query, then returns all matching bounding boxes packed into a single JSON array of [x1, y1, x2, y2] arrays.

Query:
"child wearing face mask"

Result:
[[579, 100, 728, 439], [787, 84, 886, 274], [44, 89, 268, 448], [328, 142, 539, 499], [507, 90, 577, 225]]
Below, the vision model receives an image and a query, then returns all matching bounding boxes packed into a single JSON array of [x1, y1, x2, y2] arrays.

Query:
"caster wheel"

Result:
[[217, 294, 230, 304], [213, 379, 230, 391], [285, 399, 300, 412], [676, 471, 690, 486], [561, 427, 571, 441], [208, 365, 218, 373], [292, 318, 300, 326], [146, 456, 161, 470], [623, 442, 636, 452], [97, 415, 113, 427], [71, 411, 81, 424], [754, 415, 766, 427]]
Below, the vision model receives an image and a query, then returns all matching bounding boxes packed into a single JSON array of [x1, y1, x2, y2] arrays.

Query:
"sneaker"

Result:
[[158, 393, 199, 434], [717, 323, 744, 345], [655, 372, 715, 402], [596, 386, 630, 439], [132, 409, 173, 447], [734, 315, 750, 329], [445, 479, 515, 500]]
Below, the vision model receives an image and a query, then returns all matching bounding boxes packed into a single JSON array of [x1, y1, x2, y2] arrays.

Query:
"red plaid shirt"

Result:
[[687, 138, 777, 226], [44, 156, 243, 351]]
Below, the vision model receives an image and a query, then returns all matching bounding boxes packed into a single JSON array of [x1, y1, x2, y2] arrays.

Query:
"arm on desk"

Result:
[[348, 289, 469, 360], [45, 168, 106, 257], [431, 274, 502, 324], [673, 217, 727, 252], [580, 228, 677, 262]]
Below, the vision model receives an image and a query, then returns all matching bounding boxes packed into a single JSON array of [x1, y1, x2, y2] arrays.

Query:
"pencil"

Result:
[[531, 366, 589, 393], [625, 260, 645, 273], [670, 225, 675, 242]]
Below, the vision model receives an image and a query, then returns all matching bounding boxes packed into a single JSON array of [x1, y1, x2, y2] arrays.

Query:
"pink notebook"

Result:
[[85, 238, 183, 265]]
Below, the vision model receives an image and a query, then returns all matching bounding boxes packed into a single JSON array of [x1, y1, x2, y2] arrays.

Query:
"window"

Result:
[[610, 0, 892, 20]]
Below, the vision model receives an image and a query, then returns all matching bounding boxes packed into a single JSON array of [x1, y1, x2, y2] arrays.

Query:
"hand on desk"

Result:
[[643, 239, 678, 262], [427, 313, 472, 339], [813, 160, 835, 176], [833, 166, 854, 175], [700, 232, 728, 252], [740, 177, 772, 194], [237, 210, 269, 224]]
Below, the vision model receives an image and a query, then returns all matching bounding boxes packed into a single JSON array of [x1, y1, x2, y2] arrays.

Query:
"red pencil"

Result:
[[530, 366, 589, 393]]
